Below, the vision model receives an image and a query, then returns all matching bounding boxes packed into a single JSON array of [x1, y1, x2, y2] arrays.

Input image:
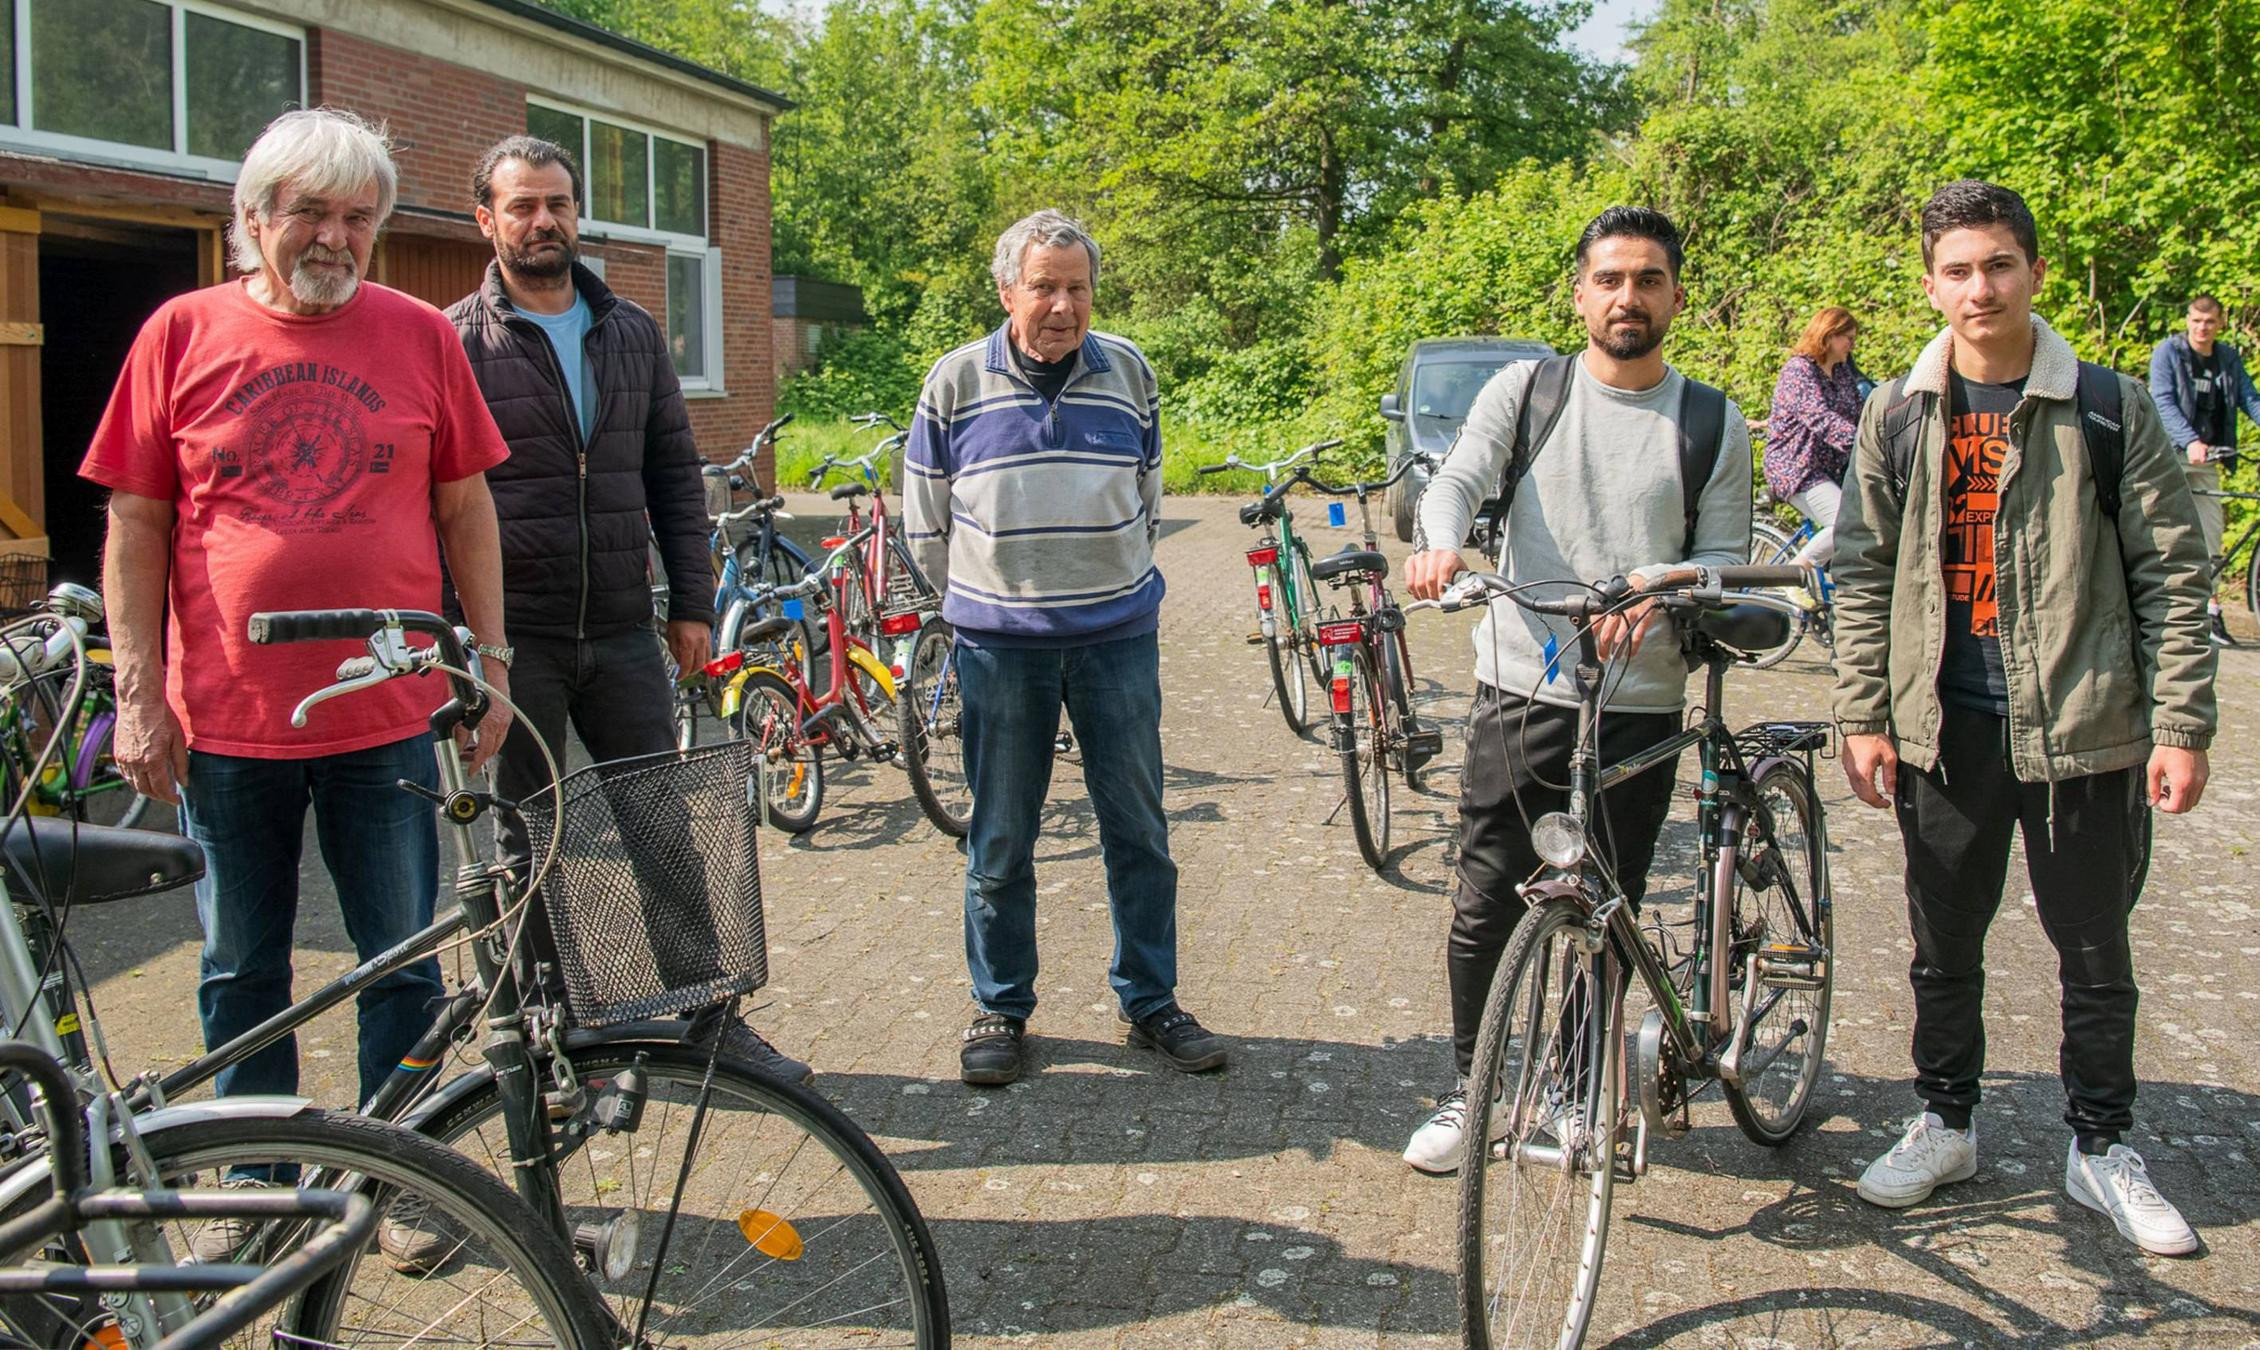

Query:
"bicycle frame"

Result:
[[719, 532, 901, 756]]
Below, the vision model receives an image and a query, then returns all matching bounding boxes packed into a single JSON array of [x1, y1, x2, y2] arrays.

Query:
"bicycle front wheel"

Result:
[[1381, 626, 1420, 790], [65, 703, 153, 830], [736, 669, 826, 833], [0, 1109, 611, 1348], [1459, 896, 1618, 1349], [1721, 760, 1833, 1146], [1339, 646, 1390, 869], [1743, 521, 1806, 669], [2244, 537, 2260, 622], [420, 1039, 950, 1349], [899, 619, 972, 837]]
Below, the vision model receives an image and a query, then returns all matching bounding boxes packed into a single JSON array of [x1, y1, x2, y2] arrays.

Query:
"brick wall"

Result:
[[686, 139, 776, 489], [310, 29, 525, 217]]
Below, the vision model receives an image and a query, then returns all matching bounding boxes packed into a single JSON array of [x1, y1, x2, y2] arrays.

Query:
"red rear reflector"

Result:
[[819, 536, 846, 549], [702, 651, 745, 678], [1256, 584, 1272, 610], [880, 612, 922, 636], [1318, 620, 1363, 646], [1245, 546, 1278, 567], [1330, 675, 1352, 714]]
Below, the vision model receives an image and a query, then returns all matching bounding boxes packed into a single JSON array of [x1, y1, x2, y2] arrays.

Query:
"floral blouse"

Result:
[[1764, 354, 1864, 498]]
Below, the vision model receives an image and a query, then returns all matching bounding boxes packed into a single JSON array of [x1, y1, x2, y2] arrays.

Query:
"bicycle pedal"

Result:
[[1755, 942, 1828, 990], [1245, 631, 1266, 646], [1406, 727, 1444, 762]]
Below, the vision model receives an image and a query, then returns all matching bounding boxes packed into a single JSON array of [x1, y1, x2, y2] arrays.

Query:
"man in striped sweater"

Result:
[[905, 210, 1228, 1087]]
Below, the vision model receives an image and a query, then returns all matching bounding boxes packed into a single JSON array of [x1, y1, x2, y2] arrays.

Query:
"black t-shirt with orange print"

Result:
[[1938, 369, 2023, 716]]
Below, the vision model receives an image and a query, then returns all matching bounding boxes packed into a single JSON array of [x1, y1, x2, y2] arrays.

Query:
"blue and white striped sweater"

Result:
[[905, 325, 1166, 646]]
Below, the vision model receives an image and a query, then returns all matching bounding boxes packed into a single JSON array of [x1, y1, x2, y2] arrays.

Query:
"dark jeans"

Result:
[[180, 734, 443, 1108], [958, 630, 1178, 1022], [1448, 686, 1681, 1076], [494, 628, 722, 995], [1896, 702, 2150, 1139]]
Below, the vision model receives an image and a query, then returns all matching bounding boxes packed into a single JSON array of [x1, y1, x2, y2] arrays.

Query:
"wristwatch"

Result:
[[474, 641, 515, 668]]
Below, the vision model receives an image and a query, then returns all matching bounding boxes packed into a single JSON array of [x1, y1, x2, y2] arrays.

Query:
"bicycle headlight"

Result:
[[1531, 811, 1587, 869]]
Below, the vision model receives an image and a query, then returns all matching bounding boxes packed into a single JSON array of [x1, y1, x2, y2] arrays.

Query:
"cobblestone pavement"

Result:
[[71, 492, 2260, 1347]]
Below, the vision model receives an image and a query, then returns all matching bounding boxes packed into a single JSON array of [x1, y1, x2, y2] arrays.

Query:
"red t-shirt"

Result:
[[80, 280, 510, 758]]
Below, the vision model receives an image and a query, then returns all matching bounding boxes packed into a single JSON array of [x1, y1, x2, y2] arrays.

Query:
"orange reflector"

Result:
[[880, 611, 922, 636], [738, 1209, 805, 1260], [819, 536, 846, 549], [86, 1326, 128, 1350], [703, 650, 745, 679], [1330, 676, 1352, 714], [1255, 584, 1272, 611]]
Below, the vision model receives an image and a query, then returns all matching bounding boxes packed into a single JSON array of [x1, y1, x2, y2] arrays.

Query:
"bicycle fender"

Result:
[[844, 644, 898, 701], [0, 1097, 314, 1211], [718, 667, 757, 720], [394, 1022, 697, 1134]]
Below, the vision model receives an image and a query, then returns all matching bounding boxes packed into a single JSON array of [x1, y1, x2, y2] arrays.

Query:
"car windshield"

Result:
[[1411, 361, 1507, 421]]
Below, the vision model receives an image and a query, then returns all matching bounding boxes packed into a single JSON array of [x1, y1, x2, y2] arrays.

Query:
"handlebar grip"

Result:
[[1712, 564, 1811, 590], [775, 412, 795, 429], [248, 609, 385, 645], [1196, 463, 1231, 475], [759, 495, 785, 512]]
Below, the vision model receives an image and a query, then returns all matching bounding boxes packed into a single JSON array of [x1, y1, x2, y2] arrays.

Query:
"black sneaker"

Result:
[[2211, 612, 2237, 647], [960, 1012, 1026, 1086], [1120, 1003, 1229, 1073]]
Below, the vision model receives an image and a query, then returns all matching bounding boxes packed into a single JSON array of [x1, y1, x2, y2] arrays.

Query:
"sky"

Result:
[[1566, 0, 1654, 62]]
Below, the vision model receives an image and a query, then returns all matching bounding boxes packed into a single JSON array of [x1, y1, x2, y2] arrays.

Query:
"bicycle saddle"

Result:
[[738, 616, 797, 644], [0, 818, 205, 905], [1310, 548, 1388, 581], [1237, 499, 1283, 526], [1689, 602, 1793, 657], [829, 483, 870, 502]]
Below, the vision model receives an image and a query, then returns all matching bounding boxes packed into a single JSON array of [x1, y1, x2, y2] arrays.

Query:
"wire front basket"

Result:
[[0, 554, 47, 619], [519, 740, 768, 1028]]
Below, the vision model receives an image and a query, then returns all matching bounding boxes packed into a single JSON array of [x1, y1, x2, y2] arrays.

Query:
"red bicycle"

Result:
[[700, 527, 910, 833]]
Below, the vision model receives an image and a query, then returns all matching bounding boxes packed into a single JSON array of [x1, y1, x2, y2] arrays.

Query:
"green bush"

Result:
[[778, 328, 924, 422]]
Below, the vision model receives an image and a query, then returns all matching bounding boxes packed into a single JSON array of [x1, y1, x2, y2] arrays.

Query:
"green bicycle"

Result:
[[0, 582, 151, 830], [1201, 439, 1340, 735]]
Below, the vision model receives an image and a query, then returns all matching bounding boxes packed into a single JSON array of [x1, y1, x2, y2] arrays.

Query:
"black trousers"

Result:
[[1448, 686, 1682, 1076], [1896, 702, 2151, 1138]]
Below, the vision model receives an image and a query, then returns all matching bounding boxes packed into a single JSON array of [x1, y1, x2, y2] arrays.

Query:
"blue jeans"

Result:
[[180, 734, 444, 1109], [958, 630, 1178, 1022]]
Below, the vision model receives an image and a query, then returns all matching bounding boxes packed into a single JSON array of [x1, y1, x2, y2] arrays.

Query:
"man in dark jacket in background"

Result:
[[448, 135, 809, 1084]]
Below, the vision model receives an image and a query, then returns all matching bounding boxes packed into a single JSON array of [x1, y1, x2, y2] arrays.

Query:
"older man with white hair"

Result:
[[80, 108, 512, 1157], [906, 208, 1225, 1086]]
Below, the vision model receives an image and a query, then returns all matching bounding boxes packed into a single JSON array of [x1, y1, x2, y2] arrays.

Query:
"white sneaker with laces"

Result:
[[2064, 1140, 2198, 1256], [1404, 1086, 1507, 1174], [1856, 1112, 1977, 1208]]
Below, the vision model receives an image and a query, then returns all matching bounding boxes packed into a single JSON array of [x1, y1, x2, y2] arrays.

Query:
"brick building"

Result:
[[0, 0, 788, 586], [773, 275, 869, 383]]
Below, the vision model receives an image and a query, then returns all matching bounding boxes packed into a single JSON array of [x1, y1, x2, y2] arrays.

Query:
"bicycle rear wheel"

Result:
[[1721, 760, 1833, 1145], [1262, 592, 1313, 735], [2244, 539, 2260, 623], [1338, 646, 1390, 870], [419, 1039, 950, 1348], [1380, 625, 1420, 790], [900, 619, 972, 837], [1459, 897, 1618, 1350], [64, 704, 152, 830], [736, 670, 825, 833], [1743, 521, 1807, 669], [0, 1110, 610, 1348]]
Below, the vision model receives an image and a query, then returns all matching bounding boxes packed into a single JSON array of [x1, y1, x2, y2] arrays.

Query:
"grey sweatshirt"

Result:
[[1416, 356, 1753, 712]]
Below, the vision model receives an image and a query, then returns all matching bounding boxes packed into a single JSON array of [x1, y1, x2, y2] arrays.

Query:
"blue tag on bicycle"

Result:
[[1541, 631, 1561, 684], [782, 599, 804, 622], [1327, 502, 1347, 528]]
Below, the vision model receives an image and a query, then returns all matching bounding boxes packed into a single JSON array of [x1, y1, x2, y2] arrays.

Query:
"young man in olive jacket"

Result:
[[1832, 180, 2215, 1255], [447, 135, 809, 1085]]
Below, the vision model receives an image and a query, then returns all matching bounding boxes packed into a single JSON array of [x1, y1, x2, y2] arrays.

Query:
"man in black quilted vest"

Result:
[[447, 135, 809, 1087]]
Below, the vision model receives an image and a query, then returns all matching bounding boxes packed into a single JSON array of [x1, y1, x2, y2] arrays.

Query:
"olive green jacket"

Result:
[[1831, 316, 2216, 780]]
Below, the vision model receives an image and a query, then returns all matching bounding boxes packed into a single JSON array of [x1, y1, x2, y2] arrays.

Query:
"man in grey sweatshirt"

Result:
[[1399, 206, 1753, 1173]]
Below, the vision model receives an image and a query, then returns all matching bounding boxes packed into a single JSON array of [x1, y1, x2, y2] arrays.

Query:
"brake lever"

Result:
[[291, 628, 420, 728]]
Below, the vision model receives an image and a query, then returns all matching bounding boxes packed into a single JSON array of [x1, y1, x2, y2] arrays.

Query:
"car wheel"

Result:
[[1389, 467, 1417, 543]]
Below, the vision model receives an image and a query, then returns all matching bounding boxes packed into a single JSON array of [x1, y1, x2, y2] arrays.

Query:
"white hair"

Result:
[[228, 108, 399, 273], [991, 209, 1100, 290]]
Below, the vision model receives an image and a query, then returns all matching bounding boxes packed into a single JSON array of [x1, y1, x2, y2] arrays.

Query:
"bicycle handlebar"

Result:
[[1196, 439, 1340, 478], [249, 609, 487, 732], [722, 413, 795, 473], [852, 411, 907, 433], [1409, 563, 1815, 619]]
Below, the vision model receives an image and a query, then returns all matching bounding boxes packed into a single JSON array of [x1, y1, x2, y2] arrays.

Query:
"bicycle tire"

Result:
[[2245, 536, 2260, 623], [1458, 896, 1618, 1350], [1380, 625, 1420, 791], [65, 703, 152, 830], [736, 669, 826, 833], [418, 1039, 951, 1349], [900, 619, 972, 837], [1339, 646, 1390, 870], [1721, 760, 1834, 1146], [0, 1110, 610, 1349], [1743, 521, 1807, 669], [1262, 603, 1313, 735], [1290, 540, 1328, 694]]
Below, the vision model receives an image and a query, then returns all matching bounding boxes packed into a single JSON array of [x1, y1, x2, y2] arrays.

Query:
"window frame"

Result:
[[666, 243, 725, 394], [0, 0, 306, 179], [524, 94, 708, 252]]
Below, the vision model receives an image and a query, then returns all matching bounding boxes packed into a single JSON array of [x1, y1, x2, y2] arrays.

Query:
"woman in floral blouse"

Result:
[[1764, 306, 1869, 566]]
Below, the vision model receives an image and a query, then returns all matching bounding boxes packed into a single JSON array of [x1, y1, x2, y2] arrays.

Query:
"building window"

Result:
[[3, 0, 303, 174], [667, 247, 723, 389], [523, 98, 707, 245]]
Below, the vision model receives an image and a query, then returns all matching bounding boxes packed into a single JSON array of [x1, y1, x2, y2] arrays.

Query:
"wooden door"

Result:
[[0, 205, 47, 561]]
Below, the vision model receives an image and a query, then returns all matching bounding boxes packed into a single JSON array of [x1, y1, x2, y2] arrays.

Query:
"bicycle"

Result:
[[808, 413, 942, 645], [1199, 441, 1335, 736], [1744, 491, 1836, 669], [0, 622, 610, 1347], [0, 584, 153, 829], [1414, 562, 1834, 1349], [5, 607, 951, 1345], [2193, 477, 2260, 622]]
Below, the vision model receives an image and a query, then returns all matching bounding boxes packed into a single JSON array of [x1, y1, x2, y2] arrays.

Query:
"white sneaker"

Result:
[[1405, 1087, 1507, 1174], [1856, 1112, 1977, 1208], [2064, 1140, 2199, 1256]]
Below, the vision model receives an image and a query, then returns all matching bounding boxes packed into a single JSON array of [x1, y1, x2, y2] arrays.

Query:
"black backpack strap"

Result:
[[1877, 376, 1931, 510], [1676, 376, 1727, 553], [2075, 361, 2126, 519], [1483, 354, 1577, 555]]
